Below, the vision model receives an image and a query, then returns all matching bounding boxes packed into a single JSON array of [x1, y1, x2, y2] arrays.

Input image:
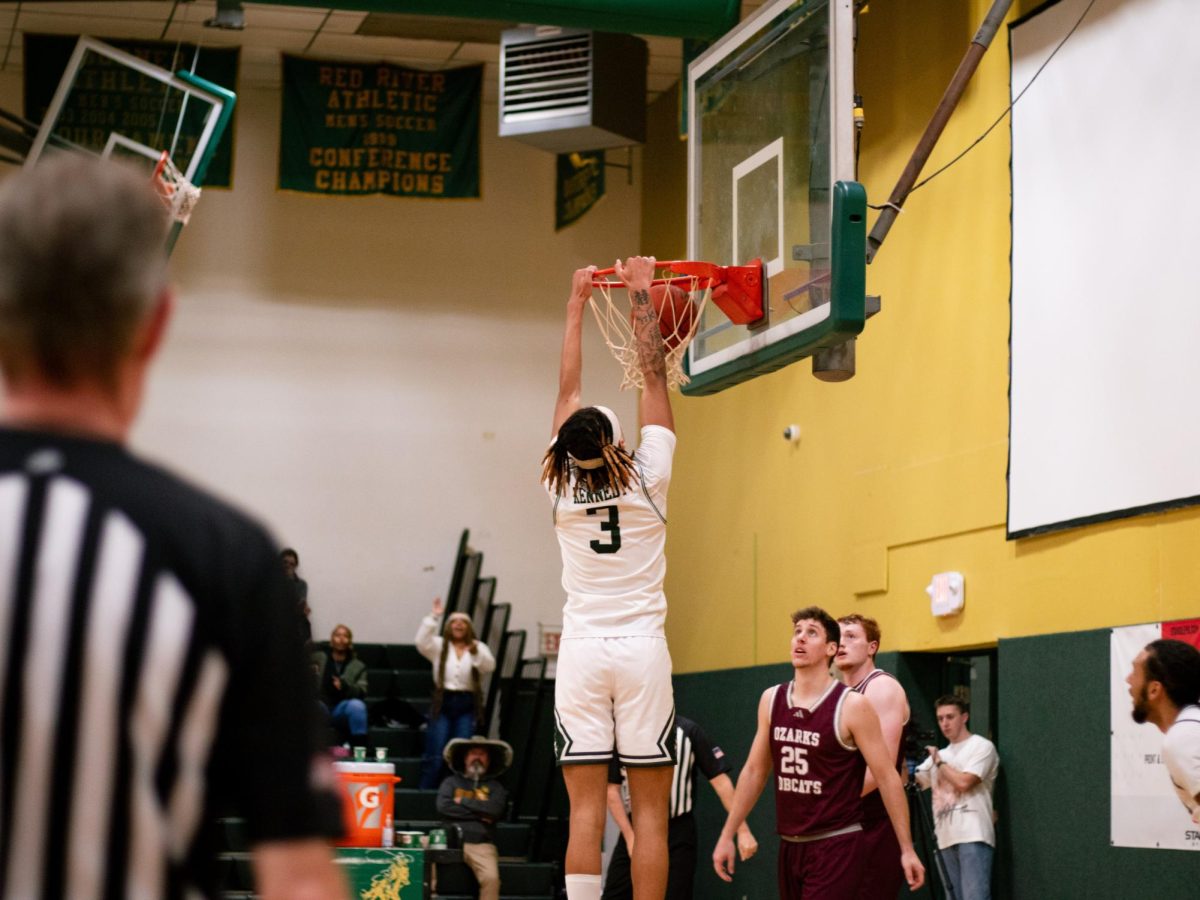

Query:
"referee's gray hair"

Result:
[[0, 154, 170, 388]]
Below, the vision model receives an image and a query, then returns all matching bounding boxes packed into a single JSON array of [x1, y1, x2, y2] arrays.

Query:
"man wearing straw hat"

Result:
[[436, 736, 513, 900]]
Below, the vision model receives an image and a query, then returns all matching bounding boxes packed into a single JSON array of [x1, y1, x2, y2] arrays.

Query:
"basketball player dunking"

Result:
[[713, 607, 924, 899], [543, 257, 677, 900], [835, 615, 911, 900]]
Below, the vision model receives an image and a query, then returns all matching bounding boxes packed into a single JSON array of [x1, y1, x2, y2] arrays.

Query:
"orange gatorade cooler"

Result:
[[332, 761, 401, 847]]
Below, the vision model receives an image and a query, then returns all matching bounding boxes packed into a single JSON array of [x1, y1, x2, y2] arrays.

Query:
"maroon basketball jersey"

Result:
[[852, 668, 905, 824], [770, 679, 866, 837]]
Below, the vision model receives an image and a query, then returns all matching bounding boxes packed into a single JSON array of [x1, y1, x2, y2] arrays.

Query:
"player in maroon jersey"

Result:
[[712, 607, 924, 899], [835, 615, 911, 900]]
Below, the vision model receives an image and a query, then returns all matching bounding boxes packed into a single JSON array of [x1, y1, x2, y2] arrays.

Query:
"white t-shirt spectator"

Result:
[[916, 733, 1000, 848], [1163, 704, 1200, 824]]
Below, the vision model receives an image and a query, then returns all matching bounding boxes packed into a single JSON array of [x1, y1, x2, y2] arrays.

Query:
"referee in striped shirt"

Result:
[[0, 156, 346, 899], [604, 715, 758, 899]]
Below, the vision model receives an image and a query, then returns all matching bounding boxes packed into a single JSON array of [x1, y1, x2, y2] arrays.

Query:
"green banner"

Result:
[[280, 56, 481, 198], [555, 150, 605, 230], [22, 33, 239, 188]]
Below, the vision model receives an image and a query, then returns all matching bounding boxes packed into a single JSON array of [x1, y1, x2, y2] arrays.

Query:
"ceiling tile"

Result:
[[20, 2, 170, 21], [164, 22, 313, 51], [2, 0, 691, 115], [358, 12, 514, 44], [447, 42, 497, 64], [15, 12, 166, 40], [242, 4, 333, 32], [322, 11, 369, 35], [308, 32, 461, 62]]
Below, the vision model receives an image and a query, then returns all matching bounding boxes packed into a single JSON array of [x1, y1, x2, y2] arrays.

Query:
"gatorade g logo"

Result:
[[351, 783, 384, 828], [360, 785, 382, 809]]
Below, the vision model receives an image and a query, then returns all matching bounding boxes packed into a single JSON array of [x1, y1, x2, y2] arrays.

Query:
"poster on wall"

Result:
[[555, 151, 604, 230], [23, 33, 239, 188], [279, 56, 481, 198], [1110, 620, 1200, 851]]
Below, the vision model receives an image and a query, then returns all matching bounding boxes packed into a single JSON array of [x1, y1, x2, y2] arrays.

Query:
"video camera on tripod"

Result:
[[901, 719, 957, 900], [903, 721, 940, 770]]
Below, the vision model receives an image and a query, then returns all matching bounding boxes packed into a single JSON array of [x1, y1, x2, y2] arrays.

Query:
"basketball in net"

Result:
[[152, 151, 202, 226], [589, 265, 711, 392], [647, 283, 699, 351]]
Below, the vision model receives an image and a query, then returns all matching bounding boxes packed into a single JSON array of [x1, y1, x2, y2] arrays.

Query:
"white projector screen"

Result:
[[1008, 0, 1200, 538]]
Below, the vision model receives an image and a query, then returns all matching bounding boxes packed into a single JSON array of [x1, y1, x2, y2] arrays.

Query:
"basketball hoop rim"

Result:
[[152, 149, 169, 182], [590, 260, 735, 289], [590, 259, 765, 329]]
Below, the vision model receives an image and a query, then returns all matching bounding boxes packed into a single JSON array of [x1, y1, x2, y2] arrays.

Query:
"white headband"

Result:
[[568, 405, 624, 469], [594, 405, 624, 447]]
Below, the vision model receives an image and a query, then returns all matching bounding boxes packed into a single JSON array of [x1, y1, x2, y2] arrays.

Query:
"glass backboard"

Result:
[[24, 36, 234, 187], [685, 0, 865, 395]]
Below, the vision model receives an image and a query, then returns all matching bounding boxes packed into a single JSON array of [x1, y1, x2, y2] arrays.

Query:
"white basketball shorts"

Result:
[[553, 635, 676, 767]]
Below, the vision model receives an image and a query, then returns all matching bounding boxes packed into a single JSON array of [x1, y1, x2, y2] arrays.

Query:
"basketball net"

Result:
[[590, 274, 710, 392], [152, 151, 202, 226]]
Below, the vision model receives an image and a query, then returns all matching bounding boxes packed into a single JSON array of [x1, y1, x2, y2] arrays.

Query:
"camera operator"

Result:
[[914, 697, 999, 900]]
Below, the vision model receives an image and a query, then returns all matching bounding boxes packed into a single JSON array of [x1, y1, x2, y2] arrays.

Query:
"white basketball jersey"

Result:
[[548, 425, 675, 638]]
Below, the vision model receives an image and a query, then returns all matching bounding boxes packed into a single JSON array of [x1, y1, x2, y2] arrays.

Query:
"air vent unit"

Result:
[[500, 27, 647, 153]]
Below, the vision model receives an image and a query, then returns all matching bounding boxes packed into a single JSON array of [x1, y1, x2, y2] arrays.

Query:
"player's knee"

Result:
[[477, 868, 500, 889], [569, 809, 606, 839]]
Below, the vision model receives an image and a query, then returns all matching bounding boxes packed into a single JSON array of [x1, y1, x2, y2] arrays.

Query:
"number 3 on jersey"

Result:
[[587, 505, 621, 554]]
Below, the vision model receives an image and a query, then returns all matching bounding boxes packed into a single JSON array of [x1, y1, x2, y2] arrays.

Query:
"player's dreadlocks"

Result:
[[541, 406, 637, 497]]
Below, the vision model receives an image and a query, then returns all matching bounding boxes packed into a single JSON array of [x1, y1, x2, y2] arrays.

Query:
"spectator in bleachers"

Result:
[[416, 597, 497, 788], [313, 624, 369, 748], [436, 736, 512, 900], [281, 547, 313, 646]]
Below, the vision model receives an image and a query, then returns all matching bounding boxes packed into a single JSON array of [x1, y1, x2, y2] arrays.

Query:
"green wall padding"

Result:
[[998, 628, 1200, 898], [672, 631, 1200, 899], [673, 663, 791, 899]]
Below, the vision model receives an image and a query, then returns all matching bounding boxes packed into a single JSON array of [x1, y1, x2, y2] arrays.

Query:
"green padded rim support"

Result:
[[165, 71, 236, 252], [681, 180, 867, 396], [175, 70, 237, 188]]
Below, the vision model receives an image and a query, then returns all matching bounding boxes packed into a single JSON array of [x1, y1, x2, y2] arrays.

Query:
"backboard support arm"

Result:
[[864, 0, 1014, 264]]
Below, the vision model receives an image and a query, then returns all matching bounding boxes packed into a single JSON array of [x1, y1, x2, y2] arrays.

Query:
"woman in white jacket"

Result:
[[415, 597, 496, 788]]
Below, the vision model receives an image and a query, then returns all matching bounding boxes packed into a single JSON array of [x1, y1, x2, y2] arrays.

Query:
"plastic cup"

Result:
[[375, 747, 387, 761], [353, 746, 366, 762]]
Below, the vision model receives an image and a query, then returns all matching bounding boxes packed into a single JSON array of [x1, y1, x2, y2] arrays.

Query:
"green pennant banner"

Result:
[[555, 151, 605, 230], [22, 33, 239, 188], [280, 56, 481, 198]]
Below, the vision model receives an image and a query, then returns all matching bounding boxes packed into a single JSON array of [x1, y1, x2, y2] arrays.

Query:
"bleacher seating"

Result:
[[223, 530, 566, 898], [223, 628, 566, 899]]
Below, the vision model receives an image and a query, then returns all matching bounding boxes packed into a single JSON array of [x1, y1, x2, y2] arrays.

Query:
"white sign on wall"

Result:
[[1110, 621, 1200, 851]]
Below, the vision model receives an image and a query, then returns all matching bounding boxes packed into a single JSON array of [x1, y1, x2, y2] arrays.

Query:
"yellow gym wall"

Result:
[[652, 0, 1200, 674]]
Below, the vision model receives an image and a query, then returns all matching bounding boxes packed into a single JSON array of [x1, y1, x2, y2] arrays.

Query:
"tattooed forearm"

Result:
[[630, 288, 667, 376]]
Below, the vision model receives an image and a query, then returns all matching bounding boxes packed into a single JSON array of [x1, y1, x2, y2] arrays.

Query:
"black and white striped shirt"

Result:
[[0, 428, 331, 898], [610, 715, 732, 819]]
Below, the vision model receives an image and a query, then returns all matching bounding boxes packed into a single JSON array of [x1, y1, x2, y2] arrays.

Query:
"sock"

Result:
[[564, 874, 602, 900]]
